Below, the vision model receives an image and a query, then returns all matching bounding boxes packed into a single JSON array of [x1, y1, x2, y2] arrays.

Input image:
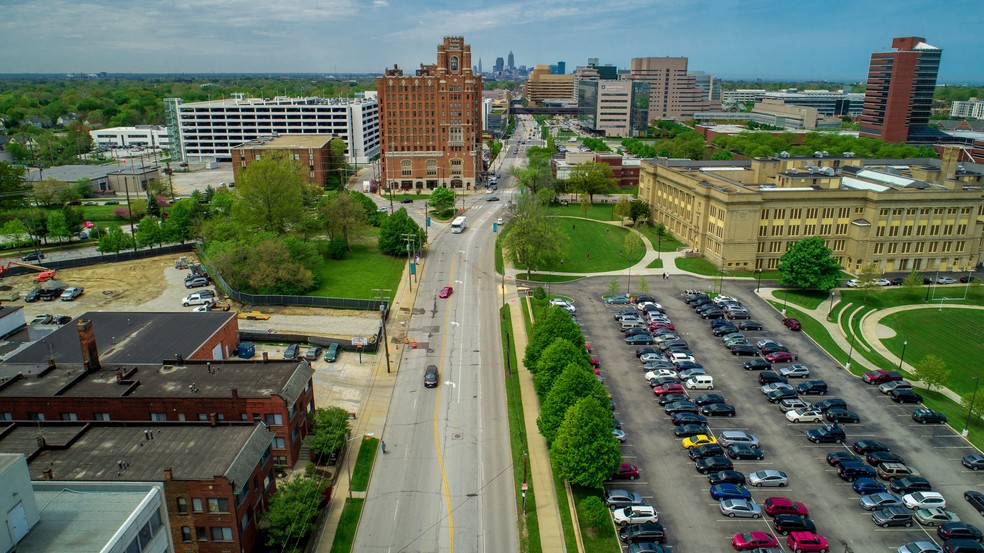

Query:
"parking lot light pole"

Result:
[[897, 340, 907, 372], [964, 376, 981, 437], [845, 331, 858, 370], [827, 291, 836, 319], [755, 269, 762, 292]]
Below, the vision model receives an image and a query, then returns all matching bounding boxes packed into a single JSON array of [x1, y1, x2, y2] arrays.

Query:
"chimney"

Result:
[[262, 352, 269, 364], [163, 468, 173, 481], [231, 387, 239, 399], [939, 145, 961, 187], [77, 319, 100, 371], [36, 435, 46, 448], [175, 353, 184, 365], [43, 468, 54, 480], [208, 413, 218, 426]]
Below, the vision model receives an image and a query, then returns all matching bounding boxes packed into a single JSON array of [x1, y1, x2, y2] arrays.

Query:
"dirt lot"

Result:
[[4, 254, 380, 338]]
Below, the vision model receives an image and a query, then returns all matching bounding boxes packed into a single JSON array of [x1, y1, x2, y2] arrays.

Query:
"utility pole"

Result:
[[401, 234, 416, 291], [372, 288, 392, 373]]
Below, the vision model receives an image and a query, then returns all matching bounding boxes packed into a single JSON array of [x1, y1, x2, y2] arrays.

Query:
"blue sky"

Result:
[[0, 0, 980, 82]]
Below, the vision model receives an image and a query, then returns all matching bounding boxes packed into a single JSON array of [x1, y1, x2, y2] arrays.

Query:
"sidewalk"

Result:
[[506, 285, 569, 553]]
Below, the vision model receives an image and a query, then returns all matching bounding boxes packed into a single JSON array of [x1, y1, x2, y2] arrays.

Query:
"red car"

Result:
[[731, 532, 779, 551], [763, 496, 809, 517], [590, 355, 600, 370], [438, 286, 453, 298], [786, 531, 828, 552], [862, 369, 903, 384], [612, 462, 639, 480], [782, 317, 802, 331], [765, 351, 794, 363], [650, 321, 676, 331], [654, 383, 685, 396]]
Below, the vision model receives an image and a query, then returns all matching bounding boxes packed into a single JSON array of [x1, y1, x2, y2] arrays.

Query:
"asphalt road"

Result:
[[552, 275, 984, 553], [354, 122, 532, 551]]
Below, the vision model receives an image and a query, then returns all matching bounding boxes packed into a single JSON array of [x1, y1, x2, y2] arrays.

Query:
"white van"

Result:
[[620, 319, 646, 332], [685, 375, 714, 390]]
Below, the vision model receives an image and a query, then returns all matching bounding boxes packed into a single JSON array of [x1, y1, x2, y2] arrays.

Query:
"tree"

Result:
[[533, 338, 592, 398], [135, 216, 163, 248], [0, 219, 30, 247], [306, 407, 351, 457], [97, 225, 135, 253], [579, 192, 591, 218], [613, 197, 631, 224], [0, 162, 30, 210], [46, 211, 71, 242], [567, 161, 618, 203], [901, 270, 923, 300], [378, 208, 425, 256], [319, 191, 368, 250], [856, 262, 881, 303], [61, 204, 85, 232], [623, 232, 643, 293], [502, 196, 564, 279], [524, 306, 586, 371], [232, 150, 311, 233], [607, 278, 619, 296], [776, 236, 841, 291], [629, 200, 650, 224], [33, 178, 66, 207], [579, 496, 612, 533], [550, 397, 622, 489], [637, 276, 650, 295], [509, 149, 554, 196], [162, 198, 204, 243], [429, 187, 456, 214], [262, 476, 326, 552], [537, 363, 607, 445], [914, 354, 950, 391]]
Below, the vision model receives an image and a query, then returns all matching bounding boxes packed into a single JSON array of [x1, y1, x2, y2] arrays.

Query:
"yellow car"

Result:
[[237, 310, 271, 321], [681, 434, 718, 449]]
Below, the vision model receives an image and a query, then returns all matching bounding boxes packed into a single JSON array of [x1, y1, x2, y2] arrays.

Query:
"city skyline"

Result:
[[0, 0, 981, 82]]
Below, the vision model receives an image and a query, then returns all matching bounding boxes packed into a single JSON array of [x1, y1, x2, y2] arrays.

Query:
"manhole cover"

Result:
[[452, 433, 463, 440]]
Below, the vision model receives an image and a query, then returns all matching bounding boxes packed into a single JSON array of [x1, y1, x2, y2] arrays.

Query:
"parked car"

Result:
[[867, 451, 906, 466], [619, 522, 666, 544], [185, 276, 210, 288], [727, 444, 765, 460], [853, 440, 890, 454], [864, 369, 904, 384], [701, 403, 736, 417], [325, 342, 340, 362], [748, 470, 788, 487], [904, 491, 947, 510], [880, 380, 913, 394], [852, 477, 887, 495], [963, 455, 984, 471], [718, 430, 759, 448], [744, 359, 772, 371], [797, 380, 828, 395], [304, 346, 323, 361], [605, 489, 644, 510], [40, 287, 65, 301], [937, 522, 983, 542], [710, 483, 752, 500], [826, 408, 861, 423], [605, 295, 632, 305], [758, 371, 787, 385], [811, 398, 848, 413], [181, 292, 214, 307], [30, 313, 53, 325], [709, 470, 747, 486], [890, 477, 934, 494], [782, 318, 802, 331], [765, 351, 794, 363], [807, 424, 845, 444], [896, 542, 943, 553], [915, 508, 960, 527], [873, 506, 914, 528], [613, 505, 659, 526], [22, 251, 44, 262], [24, 288, 42, 302], [779, 364, 810, 378], [827, 451, 862, 467], [737, 320, 764, 331], [763, 496, 809, 517], [878, 463, 921, 480], [59, 286, 84, 301], [719, 498, 762, 518], [860, 492, 904, 511], [612, 463, 640, 480], [774, 515, 817, 536], [681, 434, 717, 448], [695, 455, 734, 474], [283, 343, 299, 360], [731, 532, 779, 551], [937, 276, 958, 285], [892, 388, 924, 404], [786, 408, 824, 423]]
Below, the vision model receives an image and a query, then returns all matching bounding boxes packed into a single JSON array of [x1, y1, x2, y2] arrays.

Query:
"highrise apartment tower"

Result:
[[859, 36, 942, 143], [377, 36, 484, 193], [629, 57, 717, 122]]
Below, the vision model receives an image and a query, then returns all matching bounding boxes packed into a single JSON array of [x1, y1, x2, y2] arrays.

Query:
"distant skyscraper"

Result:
[[507, 51, 514, 70], [494, 57, 504, 73], [549, 61, 566, 75], [478, 58, 483, 75], [859, 36, 942, 143]]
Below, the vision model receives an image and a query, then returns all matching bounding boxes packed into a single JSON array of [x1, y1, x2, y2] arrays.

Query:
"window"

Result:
[[930, 225, 940, 235], [874, 244, 885, 254], [889, 226, 899, 237], [0, 413, 11, 421], [916, 225, 926, 236], [177, 497, 188, 514], [915, 243, 925, 253], [181, 526, 192, 542], [193, 498, 204, 513], [902, 243, 912, 253], [210, 527, 234, 542], [28, 412, 45, 421], [819, 224, 831, 235], [198, 413, 208, 421], [240, 510, 252, 531], [836, 224, 847, 235], [902, 225, 913, 236], [264, 414, 283, 426], [196, 527, 208, 542], [273, 437, 286, 449], [61, 412, 77, 421], [876, 226, 886, 237], [822, 208, 834, 218], [942, 242, 952, 253], [929, 242, 939, 253], [806, 208, 818, 219], [93, 413, 110, 421], [401, 159, 412, 177], [150, 413, 166, 422], [207, 498, 230, 513], [888, 243, 899, 254]]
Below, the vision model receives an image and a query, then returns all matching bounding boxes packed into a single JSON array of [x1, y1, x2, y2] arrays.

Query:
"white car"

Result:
[[182, 293, 215, 307], [718, 430, 760, 447], [779, 364, 811, 378], [748, 470, 789, 487], [685, 376, 715, 390], [612, 505, 659, 526], [903, 491, 946, 510], [645, 369, 677, 381], [846, 279, 860, 287], [496, 217, 504, 225], [669, 354, 697, 365], [875, 278, 891, 286], [613, 428, 626, 443], [786, 408, 824, 423], [712, 295, 737, 304], [639, 353, 664, 363]]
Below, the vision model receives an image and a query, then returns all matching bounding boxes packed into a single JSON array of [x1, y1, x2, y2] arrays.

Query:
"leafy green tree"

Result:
[[56, 184, 82, 205], [613, 197, 631, 224], [524, 305, 586, 370], [210, 188, 234, 217], [537, 363, 607, 445], [579, 496, 612, 532], [914, 354, 950, 391], [856, 262, 881, 303], [348, 190, 385, 227], [568, 161, 618, 203], [262, 476, 327, 552], [533, 338, 591, 398], [0, 219, 30, 247], [378, 208, 425, 256], [607, 278, 619, 296], [306, 406, 351, 457], [629, 200, 650, 224], [319, 191, 368, 250], [232, 150, 311, 233], [502, 196, 564, 279], [45, 211, 71, 242], [509, 148, 554, 196], [429, 187, 456, 214], [162, 198, 204, 243], [61, 204, 85, 232], [33, 178, 65, 207], [550, 397, 622, 489], [637, 276, 650, 295], [98, 225, 135, 253], [776, 236, 841, 291], [902, 270, 923, 300], [135, 216, 163, 248], [652, 222, 667, 255]]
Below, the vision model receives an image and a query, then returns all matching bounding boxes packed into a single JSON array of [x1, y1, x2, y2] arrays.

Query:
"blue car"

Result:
[[852, 477, 886, 495], [709, 483, 752, 500]]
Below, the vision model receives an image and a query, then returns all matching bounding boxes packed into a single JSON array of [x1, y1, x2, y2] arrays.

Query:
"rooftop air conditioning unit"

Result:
[[814, 151, 823, 158], [780, 151, 790, 158]]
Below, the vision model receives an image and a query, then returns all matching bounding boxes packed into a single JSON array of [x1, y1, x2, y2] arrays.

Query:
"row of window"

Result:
[[9, 411, 289, 425], [875, 224, 968, 237], [180, 526, 234, 543], [124, 510, 164, 553], [176, 496, 230, 514]]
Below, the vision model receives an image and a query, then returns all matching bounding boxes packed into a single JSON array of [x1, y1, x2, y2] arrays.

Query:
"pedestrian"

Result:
[[586, 251, 590, 258], [381, 441, 387, 454], [794, 353, 799, 361]]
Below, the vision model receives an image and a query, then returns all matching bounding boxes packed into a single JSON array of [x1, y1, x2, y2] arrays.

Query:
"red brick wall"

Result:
[[189, 317, 240, 361]]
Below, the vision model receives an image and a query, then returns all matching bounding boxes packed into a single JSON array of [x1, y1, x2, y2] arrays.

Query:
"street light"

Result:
[[845, 331, 858, 370], [897, 340, 908, 372], [827, 291, 836, 319], [964, 376, 981, 437], [755, 269, 762, 293]]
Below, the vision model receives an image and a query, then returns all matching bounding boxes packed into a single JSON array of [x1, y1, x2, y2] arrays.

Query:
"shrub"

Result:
[[533, 286, 547, 300]]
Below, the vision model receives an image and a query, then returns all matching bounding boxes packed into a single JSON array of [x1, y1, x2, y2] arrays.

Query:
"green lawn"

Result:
[[770, 289, 834, 310], [310, 242, 404, 301], [544, 203, 619, 221], [516, 219, 642, 273], [330, 498, 364, 553], [523, 274, 583, 283], [839, 286, 984, 309], [635, 225, 683, 252], [570, 486, 621, 553], [646, 259, 663, 269], [881, 308, 984, 397], [349, 436, 379, 491], [767, 302, 872, 375]]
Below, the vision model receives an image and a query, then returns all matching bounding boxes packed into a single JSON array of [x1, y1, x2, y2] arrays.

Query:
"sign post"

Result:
[[351, 337, 368, 364]]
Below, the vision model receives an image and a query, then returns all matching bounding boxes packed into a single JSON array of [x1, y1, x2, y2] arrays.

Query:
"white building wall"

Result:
[[90, 127, 170, 149]]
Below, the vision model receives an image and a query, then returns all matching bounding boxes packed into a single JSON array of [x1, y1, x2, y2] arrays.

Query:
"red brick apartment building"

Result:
[[860, 36, 942, 143], [377, 36, 484, 193], [231, 134, 345, 187]]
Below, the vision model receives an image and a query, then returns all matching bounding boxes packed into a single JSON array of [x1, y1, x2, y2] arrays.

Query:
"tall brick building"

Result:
[[378, 36, 484, 193], [860, 37, 942, 143], [629, 57, 719, 123]]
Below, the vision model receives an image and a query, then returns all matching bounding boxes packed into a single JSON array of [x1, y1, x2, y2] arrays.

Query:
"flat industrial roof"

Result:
[[238, 134, 337, 149], [5, 311, 237, 366]]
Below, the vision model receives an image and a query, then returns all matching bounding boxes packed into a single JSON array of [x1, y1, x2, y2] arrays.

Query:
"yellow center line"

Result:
[[434, 256, 456, 552]]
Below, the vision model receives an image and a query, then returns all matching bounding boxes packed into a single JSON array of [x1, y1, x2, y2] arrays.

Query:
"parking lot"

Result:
[[552, 275, 984, 552]]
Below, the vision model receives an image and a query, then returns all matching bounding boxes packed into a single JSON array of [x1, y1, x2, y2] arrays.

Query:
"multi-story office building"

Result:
[[722, 89, 768, 105], [638, 147, 984, 274], [577, 79, 650, 137], [860, 37, 942, 143], [164, 94, 379, 165], [524, 64, 576, 106], [549, 61, 566, 75], [231, 134, 344, 187], [377, 36, 483, 192], [762, 91, 865, 117], [951, 99, 984, 120], [90, 125, 171, 149], [629, 57, 719, 122]]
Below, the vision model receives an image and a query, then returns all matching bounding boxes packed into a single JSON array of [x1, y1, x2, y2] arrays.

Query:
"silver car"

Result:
[[718, 430, 760, 448], [779, 364, 811, 378], [719, 498, 762, 518], [879, 380, 913, 394], [761, 382, 794, 395], [786, 408, 824, 423], [605, 488, 643, 510], [896, 542, 943, 553], [748, 470, 788, 487]]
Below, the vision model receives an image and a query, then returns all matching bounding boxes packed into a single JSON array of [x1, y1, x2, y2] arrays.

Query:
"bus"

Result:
[[451, 216, 467, 234]]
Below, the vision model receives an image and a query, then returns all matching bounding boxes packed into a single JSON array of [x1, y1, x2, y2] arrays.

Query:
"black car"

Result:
[[797, 380, 828, 395], [700, 309, 725, 319], [674, 424, 710, 437], [853, 440, 891, 455], [774, 514, 817, 536], [708, 470, 747, 486], [827, 451, 862, 467], [744, 359, 772, 371], [889, 477, 933, 494], [424, 365, 439, 388], [701, 403, 736, 417], [22, 251, 44, 262], [400, 198, 414, 203], [825, 408, 861, 423], [710, 318, 734, 328], [737, 320, 764, 331], [619, 522, 667, 544], [913, 408, 948, 424], [24, 288, 42, 302], [811, 398, 848, 412], [712, 324, 740, 336], [727, 444, 765, 460], [807, 424, 845, 444], [657, 393, 690, 406], [960, 276, 979, 284], [866, 451, 906, 466], [40, 288, 65, 301], [767, 389, 798, 403], [689, 443, 726, 460], [889, 277, 905, 286], [891, 388, 923, 403], [725, 310, 750, 320], [664, 401, 699, 414], [942, 539, 984, 553], [651, 376, 682, 388], [938, 522, 983, 543], [636, 347, 659, 357], [670, 412, 707, 426], [731, 344, 759, 356], [758, 371, 788, 385], [53, 315, 73, 325], [694, 393, 726, 406], [695, 455, 734, 474], [966, 490, 984, 516], [304, 346, 323, 361]]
